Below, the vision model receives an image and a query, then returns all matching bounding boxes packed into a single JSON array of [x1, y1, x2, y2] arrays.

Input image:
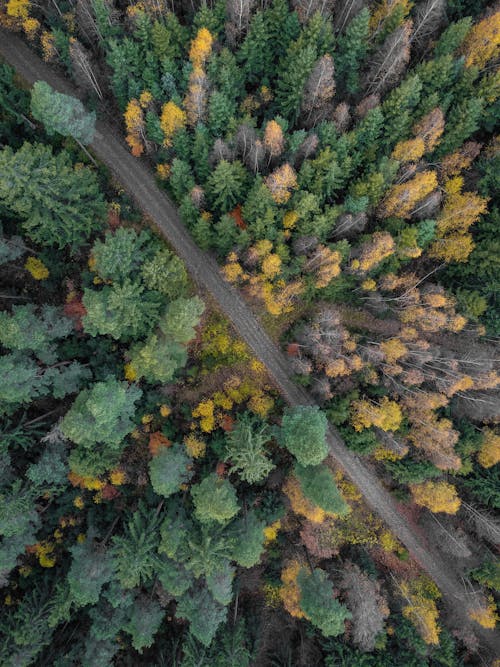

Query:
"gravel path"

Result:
[[2, 30, 498, 654]]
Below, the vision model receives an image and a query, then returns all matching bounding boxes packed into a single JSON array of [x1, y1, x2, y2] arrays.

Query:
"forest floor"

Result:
[[1, 28, 498, 655]]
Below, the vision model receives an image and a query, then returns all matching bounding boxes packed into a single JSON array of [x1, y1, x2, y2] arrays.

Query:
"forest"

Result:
[[0, 0, 499, 664]]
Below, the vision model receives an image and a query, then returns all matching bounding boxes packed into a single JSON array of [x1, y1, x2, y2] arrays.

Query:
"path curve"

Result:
[[1, 30, 498, 654]]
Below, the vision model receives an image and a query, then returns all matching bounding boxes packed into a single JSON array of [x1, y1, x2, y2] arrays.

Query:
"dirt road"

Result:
[[1, 30, 497, 653]]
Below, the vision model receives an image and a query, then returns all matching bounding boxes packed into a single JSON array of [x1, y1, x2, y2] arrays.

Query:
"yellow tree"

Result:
[[379, 170, 438, 218], [124, 98, 146, 157], [265, 163, 298, 204], [263, 119, 284, 159], [391, 138, 425, 163], [410, 480, 461, 514], [160, 100, 186, 147], [400, 578, 441, 645], [477, 428, 500, 468], [461, 11, 500, 69], [189, 27, 214, 68], [351, 396, 403, 432], [351, 232, 395, 273], [304, 245, 342, 288], [412, 107, 445, 152]]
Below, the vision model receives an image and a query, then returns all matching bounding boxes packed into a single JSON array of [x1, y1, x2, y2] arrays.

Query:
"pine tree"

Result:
[[223, 412, 274, 483], [30, 80, 96, 144], [297, 567, 352, 636], [334, 8, 370, 95], [0, 142, 105, 248], [191, 473, 240, 525], [237, 12, 272, 84], [208, 159, 247, 213], [280, 405, 329, 466]]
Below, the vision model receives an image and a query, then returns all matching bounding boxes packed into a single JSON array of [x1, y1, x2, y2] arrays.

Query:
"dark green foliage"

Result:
[[124, 595, 164, 652], [229, 511, 266, 568], [61, 377, 141, 450], [433, 18, 473, 57], [177, 586, 228, 647], [470, 560, 500, 592], [294, 463, 349, 515], [91, 227, 152, 282], [82, 279, 162, 340], [224, 413, 274, 483], [68, 540, 115, 606], [297, 567, 352, 637], [149, 443, 194, 497], [30, 81, 96, 144], [208, 160, 248, 214], [191, 474, 240, 525], [280, 405, 329, 466], [112, 507, 161, 589], [334, 9, 370, 95], [462, 465, 500, 509], [385, 458, 442, 485], [0, 143, 105, 249]]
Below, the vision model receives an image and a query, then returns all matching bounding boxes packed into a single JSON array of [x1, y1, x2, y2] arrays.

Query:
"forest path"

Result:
[[1, 30, 498, 654]]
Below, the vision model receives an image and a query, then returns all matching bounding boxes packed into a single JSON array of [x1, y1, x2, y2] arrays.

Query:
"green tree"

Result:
[[61, 377, 141, 450], [68, 540, 115, 607], [112, 507, 161, 589], [82, 280, 161, 341], [149, 444, 194, 498], [208, 160, 247, 213], [169, 158, 195, 201], [0, 352, 50, 412], [30, 80, 96, 145], [280, 405, 329, 466], [159, 296, 205, 344], [434, 17, 472, 57], [0, 305, 72, 363], [223, 413, 275, 483], [230, 511, 266, 568], [275, 43, 317, 125], [0, 143, 105, 248], [91, 227, 152, 282], [334, 8, 370, 95], [208, 91, 236, 137], [128, 335, 187, 384], [294, 463, 349, 515], [140, 248, 188, 298], [435, 97, 484, 157], [237, 12, 272, 84], [191, 474, 240, 525], [124, 596, 164, 652], [176, 587, 228, 647], [297, 567, 352, 637]]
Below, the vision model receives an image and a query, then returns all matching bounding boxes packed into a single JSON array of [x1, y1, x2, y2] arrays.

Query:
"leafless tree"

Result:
[[364, 21, 412, 96], [69, 38, 103, 99], [301, 55, 336, 128]]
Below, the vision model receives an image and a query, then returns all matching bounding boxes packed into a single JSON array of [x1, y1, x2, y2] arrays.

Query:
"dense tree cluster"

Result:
[[0, 0, 499, 662]]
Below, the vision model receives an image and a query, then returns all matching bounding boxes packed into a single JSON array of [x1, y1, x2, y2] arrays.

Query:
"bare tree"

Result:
[[293, 0, 334, 23], [331, 211, 367, 239], [226, 0, 255, 45], [333, 0, 366, 32], [340, 562, 389, 652], [301, 55, 336, 128], [411, 0, 446, 51], [364, 21, 412, 96], [69, 38, 103, 99]]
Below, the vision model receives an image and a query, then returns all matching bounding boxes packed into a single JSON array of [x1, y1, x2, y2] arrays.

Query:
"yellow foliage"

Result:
[[6, 0, 29, 19], [380, 171, 438, 219], [380, 338, 407, 364], [141, 413, 154, 425], [284, 476, 326, 523], [139, 90, 153, 108], [41, 31, 57, 61], [248, 390, 274, 417], [353, 232, 395, 272], [264, 119, 284, 157], [412, 108, 445, 152], [189, 27, 213, 68], [263, 519, 281, 544], [263, 583, 282, 607], [25, 256, 49, 280], [124, 362, 137, 382], [34, 541, 56, 568], [265, 163, 298, 204], [109, 469, 127, 485], [361, 278, 377, 291], [283, 210, 299, 229], [261, 253, 282, 278], [400, 579, 441, 645], [429, 233, 475, 263], [469, 597, 499, 629], [73, 495, 85, 509], [160, 100, 186, 147], [124, 98, 145, 157], [351, 396, 403, 432], [478, 428, 500, 468], [280, 561, 306, 619], [392, 137, 425, 162], [379, 530, 401, 553], [22, 17, 39, 40], [156, 163, 171, 179], [159, 404, 171, 418], [222, 259, 244, 282], [410, 480, 461, 514], [192, 399, 215, 432], [462, 11, 500, 69], [184, 434, 206, 458]]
